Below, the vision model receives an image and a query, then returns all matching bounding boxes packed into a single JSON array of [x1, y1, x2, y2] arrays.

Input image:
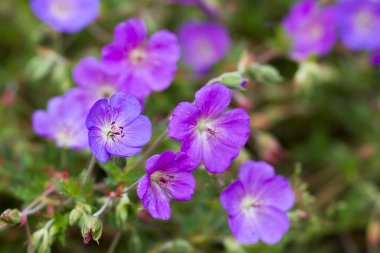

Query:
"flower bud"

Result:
[[32, 227, 50, 252], [114, 157, 127, 170], [115, 195, 130, 227], [0, 209, 20, 225], [248, 63, 283, 85], [68, 209, 81, 226], [294, 61, 336, 94], [69, 202, 91, 226], [81, 215, 103, 244], [219, 72, 247, 91]]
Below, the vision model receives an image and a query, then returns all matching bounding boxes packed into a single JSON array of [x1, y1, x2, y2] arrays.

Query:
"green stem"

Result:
[[107, 231, 123, 253], [83, 156, 97, 185]]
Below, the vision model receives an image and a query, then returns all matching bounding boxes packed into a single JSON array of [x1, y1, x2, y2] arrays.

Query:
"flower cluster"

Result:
[[33, 18, 179, 151], [30, 8, 295, 248], [283, 0, 380, 60]]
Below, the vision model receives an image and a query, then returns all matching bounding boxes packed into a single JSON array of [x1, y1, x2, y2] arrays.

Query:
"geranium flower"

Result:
[[86, 92, 151, 162], [72, 57, 125, 109], [168, 84, 250, 174], [283, 0, 336, 60], [137, 151, 196, 220], [102, 18, 180, 100], [31, 0, 100, 33], [179, 21, 230, 74], [33, 92, 88, 150], [220, 161, 295, 244], [336, 0, 380, 51]]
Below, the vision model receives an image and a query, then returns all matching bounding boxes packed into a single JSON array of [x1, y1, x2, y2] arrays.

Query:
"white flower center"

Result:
[[240, 196, 259, 213], [355, 9, 374, 28], [104, 121, 124, 142], [97, 85, 116, 99], [308, 24, 323, 39], [50, 0, 74, 20], [197, 119, 217, 140], [56, 125, 76, 147], [129, 48, 147, 65], [152, 172, 174, 187], [195, 39, 213, 60]]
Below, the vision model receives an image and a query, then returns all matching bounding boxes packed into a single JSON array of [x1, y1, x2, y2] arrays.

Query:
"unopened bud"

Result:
[[32, 227, 51, 253], [115, 195, 130, 227], [69, 209, 81, 226], [81, 215, 103, 244], [248, 63, 283, 85], [69, 202, 91, 226], [0, 209, 20, 225], [219, 72, 247, 91]]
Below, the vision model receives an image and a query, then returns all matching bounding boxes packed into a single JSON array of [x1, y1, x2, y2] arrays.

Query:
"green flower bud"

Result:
[[68, 209, 81, 226], [81, 215, 103, 244], [115, 195, 130, 227], [32, 220, 55, 253], [248, 63, 283, 85], [114, 157, 127, 170], [219, 72, 247, 91], [0, 209, 20, 224]]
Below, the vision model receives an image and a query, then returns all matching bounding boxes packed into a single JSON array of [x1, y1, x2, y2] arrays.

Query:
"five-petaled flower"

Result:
[[168, 84, 250, 174], [179, 21, 230, 74], [102, 18, 180, 100], [220, 161, 295, 244], [33, 92, 88, 150], [86, 92, 152, 162], [336, 0, 380, 51], [71, 57, 125, 110], [31, 0, 100, 33], [137, 151, 197, 220], [282, 0, 336, 60]]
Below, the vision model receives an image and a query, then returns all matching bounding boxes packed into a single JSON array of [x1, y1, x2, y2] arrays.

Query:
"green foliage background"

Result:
[[1, 0, 380, 252]]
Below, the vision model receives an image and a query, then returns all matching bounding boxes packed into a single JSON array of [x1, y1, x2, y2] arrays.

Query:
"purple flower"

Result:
[[168, 84, 250, 174], [220, 161, 295, 244], [372, 52, 380, 66], [336, 0, 380, 51], [102, 18, 180, 100], [283, 0, 336, 60], [168, 0, 196, 4], [31, 0, 100, 33], [33, 92, 88, 150], [179, 21, 230, 74], [137, 151, 196, 220], [86, 92, 152, 162], [72, 57, 124, 109]]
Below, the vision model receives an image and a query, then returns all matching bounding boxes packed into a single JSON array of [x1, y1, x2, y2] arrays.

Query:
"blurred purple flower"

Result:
[[102, 18, 180, 100], [220, 161, 295, 244], [72, 57, 124, 109], [86, 92, 151, 162], [168, 84, 250, 174], [283, 0, 336, 60], [31, 0, 100, 33], [336, 0, 380, 51], [372, 52, 380, 66], [33, 92, 88, 150], [179, 21, 230, 74], [137, 151, 196, 220], [169, 0, 197, 4]]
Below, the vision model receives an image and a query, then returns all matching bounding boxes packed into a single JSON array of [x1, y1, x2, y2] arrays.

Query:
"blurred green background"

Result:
[[1, 0, 380, 252]]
